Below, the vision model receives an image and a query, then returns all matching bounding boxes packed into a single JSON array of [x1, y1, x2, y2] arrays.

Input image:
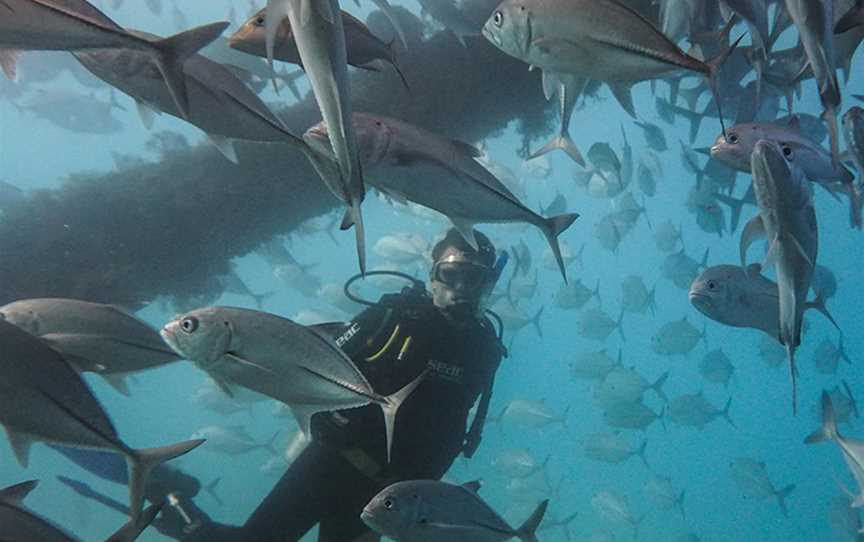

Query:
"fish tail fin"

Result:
[[636, 440, 649, 469], [126, 439, 205, 522], [105, 501, 164, 542], [529, 132, 586, 167], [593, 279, 602, 308], [715, 192, 744, 233], [108, 89, 127, 112], [541, 213, 580, 283], [516, 499, 549, 542], [379, 368, 429, 463], [0, 479, 37, 505], [262, 430, 280, 456], [676, 489, 686, 520], [787, 344, 799, 416], [647, 284, 657, 315], [0, 49, 20, 81], [651, 371, 669, 403], [530, 306, 545, 338], [276, 68, 304, 101], [775, 484, 795, 518], [152, 21, 230, 120], [347, 197, 367, 276], [842, 380, 860, 418], [205, 477, 224, 506], [839, 334, 852, 365], [836, 2, 864, 33], [615, 307, 625, 342], [805, 390, 840, 444], [386, 42, 411, 93], [721, 396, 736, 428], [704, 34, 744, 139], [804, 292, 839, 331], [251, 291, 275, 310]]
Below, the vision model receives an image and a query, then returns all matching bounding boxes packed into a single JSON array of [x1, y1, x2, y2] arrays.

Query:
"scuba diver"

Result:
[[167, 227, 510, 541]]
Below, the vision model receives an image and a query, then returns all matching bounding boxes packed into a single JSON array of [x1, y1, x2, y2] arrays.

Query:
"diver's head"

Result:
[[429, 228, 498, 322]]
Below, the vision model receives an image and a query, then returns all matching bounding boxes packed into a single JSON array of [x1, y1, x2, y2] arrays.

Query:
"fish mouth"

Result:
[[159, 323, 182, 354], [687, 291, 712, 310], [481, 24, 501, 47], [302, 126, 332, 156], [359, 508, 379, 528], [709, 144, 723, 157]]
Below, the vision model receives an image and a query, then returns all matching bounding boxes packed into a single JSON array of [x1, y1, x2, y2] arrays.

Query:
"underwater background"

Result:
[[1, 1, 863, 540]]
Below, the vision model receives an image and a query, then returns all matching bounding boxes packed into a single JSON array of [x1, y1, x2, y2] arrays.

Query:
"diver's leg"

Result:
[[242, 440, 333, 541], [316, 469, 383, 542]]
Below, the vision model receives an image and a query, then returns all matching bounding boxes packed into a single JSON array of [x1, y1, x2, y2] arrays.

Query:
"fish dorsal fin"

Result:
[[786, 115, 801, 131], [451, 139, 483, 158], [208, 135, 239, 164], [747, 263, 763, 276], [3, 428, 33, 468], [134, 99, 160, 130], [740, 215, 766, 267], [0, 480, 38, 505], [462, 480, 482, 493]]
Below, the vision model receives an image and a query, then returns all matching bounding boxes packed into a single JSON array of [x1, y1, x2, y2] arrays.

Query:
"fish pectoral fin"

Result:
[[450, 218, 478, 250], [450, 139, 483, 158], [740, 215, 766, 268], [3, 427, 33, 468], [224, 352, 275, 376], [209, 375, 236, 398], [541, 71, 562, 101], [134, 99, 161, 130], [289, 404, 319, 438], [102, 374, 132, 396], [207, 134, 239, 164], [607, 81, 637, 119], [313, 0, 336, 24]]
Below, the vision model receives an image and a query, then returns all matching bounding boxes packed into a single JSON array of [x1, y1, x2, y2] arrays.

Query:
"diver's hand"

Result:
[[179, 522, 244, 542]]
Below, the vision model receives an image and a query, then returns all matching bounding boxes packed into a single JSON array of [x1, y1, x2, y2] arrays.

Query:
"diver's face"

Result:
[[429, 248, 490, 320]]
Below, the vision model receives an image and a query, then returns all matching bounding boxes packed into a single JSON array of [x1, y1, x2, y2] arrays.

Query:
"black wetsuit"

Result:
[[184, 291, 504, 542]]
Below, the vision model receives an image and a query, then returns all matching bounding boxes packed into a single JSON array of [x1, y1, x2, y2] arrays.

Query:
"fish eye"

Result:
[[419, 518, 428, 525], [493, 11, 503, 27], [180, 317, 199, 333], [256, 16, 264, 25], [782, 145, 793, 159], [384, 499, 394, 509], [707, 280, 717, 290], [727, 133, 738, 144]]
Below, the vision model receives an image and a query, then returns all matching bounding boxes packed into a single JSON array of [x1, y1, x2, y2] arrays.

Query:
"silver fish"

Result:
[[554, 279, 600, 311], [0, 298, 180, 395], [190, 425, 278, 456], [0, 480, 163, 542], [668, 392, 734, 429], [0, 0, 228, 119], [0, 319, 203, 522], [569, 348, 620, 381], [230, 7, 409, 90], [417, 0, 480, 46], [577, 307, 624, 342], [807, 391, 864, 507], [643, 475, 686, 518], [530, 72, 587, 165], [498, 399, 568, 429], [620, 275, 656, 314], [741, 139, 819, 413], [161, 306, 425, 461], [581, 432, 648, 467], [651, 317, 706, 356], [729, 457, 795, 516], [689, 264, 836, 340], [698, 348, 735, 387], [812, 335, 852, 375], [844, 106, 864, 179], [362, 479, 548, 542], [785, 0, 842, 167], [304, 113, 579, 281], [265, 0, 367, 273], [483, 0, 739, 122]]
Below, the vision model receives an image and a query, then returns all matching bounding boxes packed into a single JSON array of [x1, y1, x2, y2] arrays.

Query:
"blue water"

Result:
[[1, 1, 863, 541]]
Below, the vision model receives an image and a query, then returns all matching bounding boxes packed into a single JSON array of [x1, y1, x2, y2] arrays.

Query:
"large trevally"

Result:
[[482, 0, 740, 129], [0, 0, 228, 119], [304, 113, 580, 281], [160, 306, 425, 462], [265, 0, 367, 274], [0, 480, 163, 542], [0, 298, 181, 395], [0, 319, 204, 522], [806, 391, 864, 507], [362, 479, 548, 542], [690, 264, 837, 339], [740, 140, 819, 414], [784, 0, 842, 167]]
